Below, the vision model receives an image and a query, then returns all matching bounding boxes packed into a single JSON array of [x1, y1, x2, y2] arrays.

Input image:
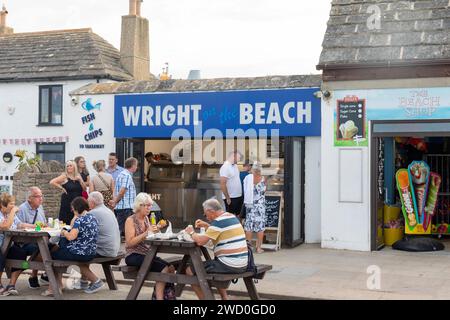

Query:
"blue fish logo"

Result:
[[81, 98, 101, 112]]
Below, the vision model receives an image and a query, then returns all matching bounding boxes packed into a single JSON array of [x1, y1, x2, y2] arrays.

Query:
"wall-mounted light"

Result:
[[7, 106, 15, 115]]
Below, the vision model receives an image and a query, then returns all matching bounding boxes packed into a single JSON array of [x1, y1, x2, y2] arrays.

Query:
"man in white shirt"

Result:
[[219, 150, 243, 216]]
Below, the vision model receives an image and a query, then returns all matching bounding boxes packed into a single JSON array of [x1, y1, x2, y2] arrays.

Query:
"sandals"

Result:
[[41, 289, 54, 297], [256, 248, 265, 254]]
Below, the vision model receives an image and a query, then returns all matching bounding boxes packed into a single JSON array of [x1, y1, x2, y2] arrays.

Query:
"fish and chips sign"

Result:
[[79, 98, 105, 149]]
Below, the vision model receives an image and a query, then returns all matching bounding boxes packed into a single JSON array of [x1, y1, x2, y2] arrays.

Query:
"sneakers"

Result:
[[84, 279, 104, 294], [39, 274, 49, 286], [2, 285, 19, 296], [72, 279, 89, 290], [28, 277, 40, 289]]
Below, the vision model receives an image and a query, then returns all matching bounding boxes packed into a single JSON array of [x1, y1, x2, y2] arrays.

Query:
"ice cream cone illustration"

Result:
[[339, 120, 359, 139], [408, 161, 430, 225], [396, 169, 417, 228], [424, 173, 441, 229]]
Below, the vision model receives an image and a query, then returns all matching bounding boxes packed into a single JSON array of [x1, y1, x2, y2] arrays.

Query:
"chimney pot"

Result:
[[121, 0, 150, 80], [129, 0, 137, 15], [0, 5, 13, 35]]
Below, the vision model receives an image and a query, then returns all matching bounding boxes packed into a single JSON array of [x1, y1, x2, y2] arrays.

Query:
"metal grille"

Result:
[[425, 154, 450, 229]]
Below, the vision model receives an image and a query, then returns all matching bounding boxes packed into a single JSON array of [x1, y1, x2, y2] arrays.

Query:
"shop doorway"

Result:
[[116, 136, 306, 247], [116, 138, 145, 193], [284, 137, 305, 246], [371, 120, 450, 251]]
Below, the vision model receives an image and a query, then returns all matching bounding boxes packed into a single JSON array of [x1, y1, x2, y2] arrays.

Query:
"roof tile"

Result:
[[0, 29, 132, 82]]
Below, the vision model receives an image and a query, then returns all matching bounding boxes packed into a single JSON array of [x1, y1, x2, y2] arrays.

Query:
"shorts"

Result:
[[224, 196, 244, 216], [125, 253, 169, 273], [51, 238, 94, 262], [190, 258, 247, 275]]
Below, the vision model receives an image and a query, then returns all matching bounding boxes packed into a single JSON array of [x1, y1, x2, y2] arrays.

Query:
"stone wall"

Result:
[[13, 161, 65, 218]]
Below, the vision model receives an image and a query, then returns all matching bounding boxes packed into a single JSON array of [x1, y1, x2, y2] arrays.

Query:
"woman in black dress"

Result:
[[50, 160, 86, 225], [74, 156, 90, 199]]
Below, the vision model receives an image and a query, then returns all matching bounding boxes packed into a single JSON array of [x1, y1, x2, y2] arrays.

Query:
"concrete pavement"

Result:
[[3, 242, 450, 300]]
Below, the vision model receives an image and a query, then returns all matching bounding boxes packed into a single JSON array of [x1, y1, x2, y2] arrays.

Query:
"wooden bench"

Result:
[[113, 260, 272, 299], [48, 253, 125, 290]]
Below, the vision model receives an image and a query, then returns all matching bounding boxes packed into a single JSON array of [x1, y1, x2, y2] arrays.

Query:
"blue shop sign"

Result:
[[114, 88, 321, 138]]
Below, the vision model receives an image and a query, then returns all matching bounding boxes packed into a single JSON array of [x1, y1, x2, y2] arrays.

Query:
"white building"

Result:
[[0, 2, 151, 194]]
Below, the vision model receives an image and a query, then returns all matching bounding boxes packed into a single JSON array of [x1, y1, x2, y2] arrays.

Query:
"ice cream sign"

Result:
[[335, 96, 367, 147], [79, 98, 105, 149]]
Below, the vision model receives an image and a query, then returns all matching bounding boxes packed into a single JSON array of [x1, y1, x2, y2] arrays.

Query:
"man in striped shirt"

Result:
[[109, 157, 138, 236], [185, 198, 249, 300]]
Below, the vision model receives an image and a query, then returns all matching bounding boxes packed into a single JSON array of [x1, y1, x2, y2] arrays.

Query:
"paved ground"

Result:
[[3, 241, 450, 300]]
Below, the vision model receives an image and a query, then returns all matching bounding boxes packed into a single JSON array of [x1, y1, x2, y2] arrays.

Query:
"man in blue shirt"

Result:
[[106, 152, 124, 182], [17, 187, 48, 289], [109, 157, 138, 236]]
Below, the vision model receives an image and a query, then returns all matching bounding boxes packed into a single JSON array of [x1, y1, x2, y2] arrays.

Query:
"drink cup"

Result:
[[200, 227, 206, 234], [48, 218, 54, 228]]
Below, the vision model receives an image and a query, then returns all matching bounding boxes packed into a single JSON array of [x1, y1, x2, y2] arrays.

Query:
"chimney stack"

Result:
[[120, 0, 151, 80], [0, 5, 14, 35]]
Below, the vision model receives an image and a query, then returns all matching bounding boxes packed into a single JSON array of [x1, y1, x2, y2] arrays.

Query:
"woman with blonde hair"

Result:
[[74, 156, 90, 199], [50, 160, 86, 224], [90, 160, 115, 209], [0, 193, 38, 296], [124, 193, 172, 300]]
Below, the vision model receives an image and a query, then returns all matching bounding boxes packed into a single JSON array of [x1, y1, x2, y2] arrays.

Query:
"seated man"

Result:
[[17, 187, 49, 289], [75, 192, 121, 294], [185, 198, 249, 300]]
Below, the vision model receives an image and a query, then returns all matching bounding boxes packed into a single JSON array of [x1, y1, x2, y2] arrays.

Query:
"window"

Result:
[[39, 85, 63, 125], [36, 143, 65, 164]]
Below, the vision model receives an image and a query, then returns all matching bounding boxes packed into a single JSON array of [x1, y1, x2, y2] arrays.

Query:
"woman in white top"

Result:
[[243, 162, 266, 254], [90, 160, 115, 209]]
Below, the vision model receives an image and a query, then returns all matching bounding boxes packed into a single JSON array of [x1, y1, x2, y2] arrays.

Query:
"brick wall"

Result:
[[13, 161, 65, 218]]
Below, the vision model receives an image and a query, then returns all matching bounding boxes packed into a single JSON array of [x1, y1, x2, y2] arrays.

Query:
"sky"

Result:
[[5, 0, 331, 79]]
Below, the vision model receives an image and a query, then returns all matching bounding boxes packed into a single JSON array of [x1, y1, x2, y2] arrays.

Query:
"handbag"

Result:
[[151, 283, 176, 300], [97, 174, 113, 208]]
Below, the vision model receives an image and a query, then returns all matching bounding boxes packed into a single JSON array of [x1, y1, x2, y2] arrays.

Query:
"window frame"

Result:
[[36, 142, 66, 163], [38, 85, 63, 126]]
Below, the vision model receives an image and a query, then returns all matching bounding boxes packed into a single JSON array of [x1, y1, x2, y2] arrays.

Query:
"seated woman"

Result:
[[125, 192, 172, 300], [42, 197, 99, 297], [0, 193, 39, 296]]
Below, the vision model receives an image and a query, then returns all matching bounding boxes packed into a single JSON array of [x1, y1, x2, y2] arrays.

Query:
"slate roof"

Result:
[[0, 28, 133, 82], [69, 75, 322, 95], [317, 0, 450, 69]]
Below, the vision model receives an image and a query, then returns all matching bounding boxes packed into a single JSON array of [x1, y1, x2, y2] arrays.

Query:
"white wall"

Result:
[[0, 80, 116, 190], [320, 98, 371, 251], [305, 136, 321, 243]]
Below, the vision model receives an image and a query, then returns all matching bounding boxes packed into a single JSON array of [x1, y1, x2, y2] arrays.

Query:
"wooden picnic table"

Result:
[[0, 229, 64, 300], [126, 238, 218, 300]]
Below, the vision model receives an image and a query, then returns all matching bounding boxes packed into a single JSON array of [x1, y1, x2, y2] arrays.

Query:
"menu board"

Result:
[[336, 97, 366, 142], [265, 194, 282, 228]]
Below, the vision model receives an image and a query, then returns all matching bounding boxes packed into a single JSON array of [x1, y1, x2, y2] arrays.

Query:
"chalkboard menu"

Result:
[[265, 195, 282, 228], [336, 96, 366, 141]]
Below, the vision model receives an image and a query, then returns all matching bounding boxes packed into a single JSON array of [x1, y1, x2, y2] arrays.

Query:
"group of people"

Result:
[[0, 188, 120, 297], [0, 150, 263, 300], [220, 151, 267, 254]]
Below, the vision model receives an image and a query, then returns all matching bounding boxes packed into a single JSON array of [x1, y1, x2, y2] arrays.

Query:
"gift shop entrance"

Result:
[[371, 120, 450, 250]]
